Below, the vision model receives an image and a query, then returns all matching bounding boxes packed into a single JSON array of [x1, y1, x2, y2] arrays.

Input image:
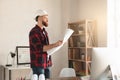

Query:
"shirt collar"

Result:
[[36, 25, 45, 32]]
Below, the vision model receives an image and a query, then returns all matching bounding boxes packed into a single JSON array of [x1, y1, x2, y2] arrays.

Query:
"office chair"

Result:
[[59, 68, 76, 77]]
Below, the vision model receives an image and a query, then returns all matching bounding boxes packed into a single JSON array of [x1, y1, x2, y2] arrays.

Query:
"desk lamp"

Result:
[[6, 52, 16, 67]]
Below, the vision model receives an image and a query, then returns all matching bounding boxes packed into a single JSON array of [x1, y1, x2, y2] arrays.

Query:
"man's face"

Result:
[[42, 15, 48, 27]]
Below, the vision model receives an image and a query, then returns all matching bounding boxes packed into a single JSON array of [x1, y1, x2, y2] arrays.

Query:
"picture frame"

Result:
[[16, 46, 30, 65]]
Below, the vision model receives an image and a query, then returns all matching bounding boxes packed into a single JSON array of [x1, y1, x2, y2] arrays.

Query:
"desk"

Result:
[[50, 77, 80, 80], [4, 65, 31, 80], [26, 77, 80, 80]]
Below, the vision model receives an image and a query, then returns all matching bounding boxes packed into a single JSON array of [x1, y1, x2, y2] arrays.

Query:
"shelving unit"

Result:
[[68, 19, 97, 76]]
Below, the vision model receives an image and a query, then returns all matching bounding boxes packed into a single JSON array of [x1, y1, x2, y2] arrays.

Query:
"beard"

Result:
[[42, 21, 48, 27]]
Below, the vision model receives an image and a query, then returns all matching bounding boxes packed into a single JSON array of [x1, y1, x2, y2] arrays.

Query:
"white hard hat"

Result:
[[35, 9, 48, 17]]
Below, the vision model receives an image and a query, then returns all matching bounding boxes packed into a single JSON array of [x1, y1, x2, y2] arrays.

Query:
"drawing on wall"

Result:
[[16, 46, 30, 65]]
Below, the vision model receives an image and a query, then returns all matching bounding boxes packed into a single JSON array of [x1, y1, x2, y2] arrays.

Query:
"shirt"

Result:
[[29, 25, 52, 69]]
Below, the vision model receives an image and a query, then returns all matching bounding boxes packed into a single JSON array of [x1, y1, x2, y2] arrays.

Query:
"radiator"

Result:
[[0, 65, 4, 80]]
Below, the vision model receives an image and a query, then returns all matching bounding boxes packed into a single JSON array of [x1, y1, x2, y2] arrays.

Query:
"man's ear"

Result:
[[38, 16, 43, 21]]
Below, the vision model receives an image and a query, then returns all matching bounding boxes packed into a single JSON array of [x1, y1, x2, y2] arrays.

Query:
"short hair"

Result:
[[35, 16, 39, 22]]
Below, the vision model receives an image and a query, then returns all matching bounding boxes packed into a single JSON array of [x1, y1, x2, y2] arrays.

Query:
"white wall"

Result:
[[107, 0, 116, 47], [0, 0, 107, 78], [0, 0, 66, 78], [67, 0, 107, 47], [107, 0, 120, 47]]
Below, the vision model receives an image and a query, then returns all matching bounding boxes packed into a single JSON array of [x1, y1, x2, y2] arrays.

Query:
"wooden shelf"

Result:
[[68, 59, 86, 62], [68, 59, 92, 62], [68, 47, 86, 49], [72, 34, 85, 36], [68, 19, 97, 76], [68, 47, 93, 48]]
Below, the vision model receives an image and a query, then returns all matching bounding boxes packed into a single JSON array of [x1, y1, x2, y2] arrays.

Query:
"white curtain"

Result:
[[107, 0, 120, 47]]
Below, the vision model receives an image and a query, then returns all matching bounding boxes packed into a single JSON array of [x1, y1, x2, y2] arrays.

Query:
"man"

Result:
[[29, 9, 62, 80]]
